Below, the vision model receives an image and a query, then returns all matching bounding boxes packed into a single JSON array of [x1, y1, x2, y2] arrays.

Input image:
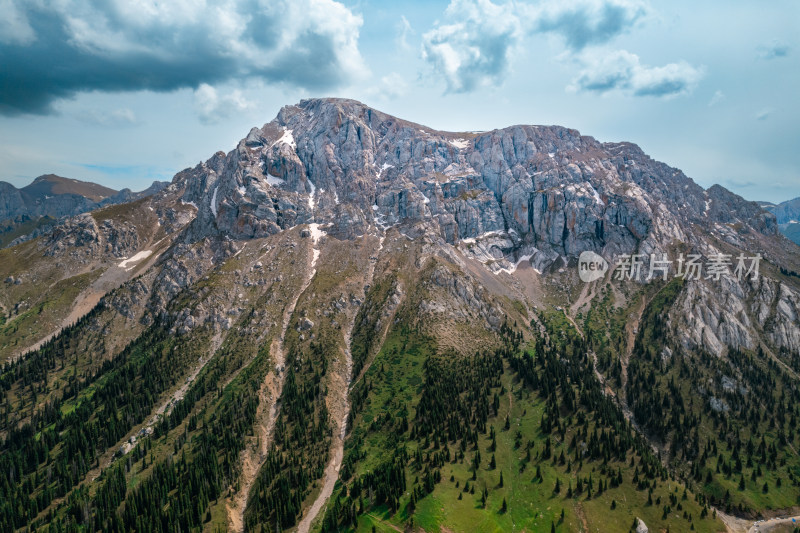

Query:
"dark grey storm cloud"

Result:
[[0, 0, 366, 116]]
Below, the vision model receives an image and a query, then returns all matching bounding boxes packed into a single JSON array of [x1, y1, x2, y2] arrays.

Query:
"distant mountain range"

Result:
[[0, 174, 167, 247], [761, 197, 800, 244]]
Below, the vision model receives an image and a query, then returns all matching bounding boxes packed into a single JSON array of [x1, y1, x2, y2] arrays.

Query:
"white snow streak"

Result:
[[266, 174, 285, 186], [308, 223, 326, 270], [307, 180, 316, 210], [587, 183, 604, 206], [376, 163, 393, 179], [210, 186, 219, 217], [494, 254, 533, 276], [272, 128, 296, 149], [118, 250, 153, 270], [460, 230, 503, 245]]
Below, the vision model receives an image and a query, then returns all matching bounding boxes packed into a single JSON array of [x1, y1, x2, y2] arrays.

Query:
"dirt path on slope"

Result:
[[570, 282, 596, 316], [28, 331, 223, 526], [574, 501, 590, 532], [227, 230, 321, 533], [294, 322, 354, 533], [747, 515, 800, 533], [620, 296, 647, 393], [295, 234, 381, 533], [716, 509, 753, 533]]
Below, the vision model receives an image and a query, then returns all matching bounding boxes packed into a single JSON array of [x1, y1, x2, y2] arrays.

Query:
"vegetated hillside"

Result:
[[1, 98, 799, 532], [20, 174, 118, 203]]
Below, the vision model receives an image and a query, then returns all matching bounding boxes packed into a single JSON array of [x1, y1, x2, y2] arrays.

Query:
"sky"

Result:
[[0, 0, 797, 203]]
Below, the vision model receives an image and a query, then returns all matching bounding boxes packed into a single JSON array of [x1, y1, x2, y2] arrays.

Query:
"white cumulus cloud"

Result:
[[421, 0, 522, 93], [421, 0, 694, 98], [569, 49, 704, 98], [194, 84, 254, 125], [367, 72, 409, 100]]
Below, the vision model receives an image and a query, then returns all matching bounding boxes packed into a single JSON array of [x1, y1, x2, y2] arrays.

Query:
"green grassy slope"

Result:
[[318, 306, 724, 532], [625, 279, 800, 516]]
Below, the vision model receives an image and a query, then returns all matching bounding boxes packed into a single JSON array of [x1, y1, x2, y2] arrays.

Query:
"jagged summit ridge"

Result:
[[176, 98, 776, 275]]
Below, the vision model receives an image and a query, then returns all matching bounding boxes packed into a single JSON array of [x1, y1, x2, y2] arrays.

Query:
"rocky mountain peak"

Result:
[[175, 98, 784, 275]]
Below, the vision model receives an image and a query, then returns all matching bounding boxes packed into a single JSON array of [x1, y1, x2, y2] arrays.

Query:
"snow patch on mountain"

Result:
[[118, 250, 153, 270], [211, 186, 219, 217], [273, 128, 296, 149]]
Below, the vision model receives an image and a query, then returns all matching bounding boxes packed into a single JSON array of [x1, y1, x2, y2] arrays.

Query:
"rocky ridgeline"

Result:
[[171, 98, 800, 356], [4, 99, 798, 533], [42, 213, 142, 260], [0, 180, 103, 221], [176, 99, 775, 267], [0, 176, 169, 249], [32, 98, 800, 357]]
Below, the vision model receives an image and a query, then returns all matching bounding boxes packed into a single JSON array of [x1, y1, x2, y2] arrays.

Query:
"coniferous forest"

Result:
[[2, 264, 800, 532]]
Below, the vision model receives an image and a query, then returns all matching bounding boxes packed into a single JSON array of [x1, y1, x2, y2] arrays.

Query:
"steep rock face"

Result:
[[178, 98, 779, 273], [672, 277, 756, 356], [761, 279, 800, 351], [667, 265, 800, 357], [706, 184, 776, 234], [770, 197, 800, 225], [42, 213, 141, 260], [43, 213, 103, 258], [0, 181, 26, 220], [159, 97, 798, 359]]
